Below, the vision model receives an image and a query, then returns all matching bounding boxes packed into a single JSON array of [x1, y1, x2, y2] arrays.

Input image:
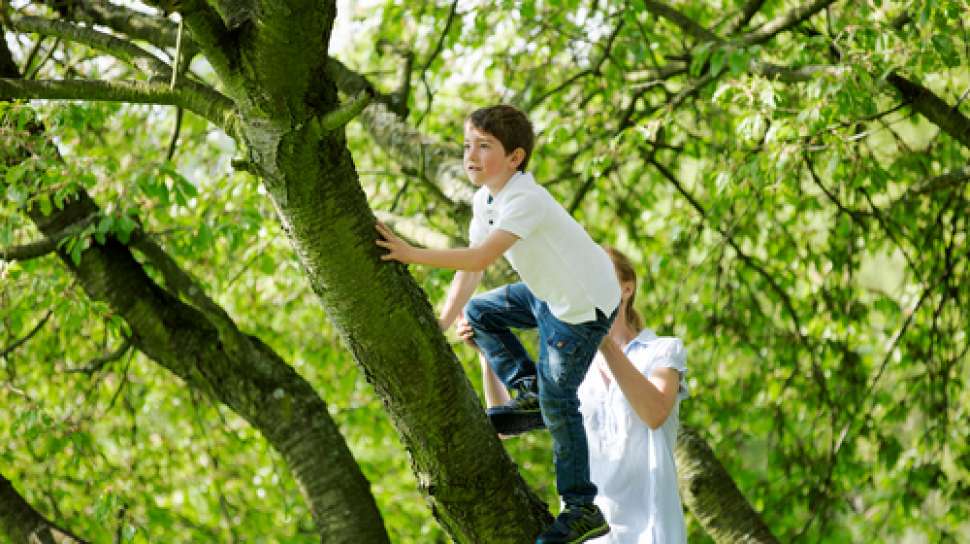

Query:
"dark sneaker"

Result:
[[535, 503, 609, 544], [485, 378, 545, 436], [486, 385, 544, 435]]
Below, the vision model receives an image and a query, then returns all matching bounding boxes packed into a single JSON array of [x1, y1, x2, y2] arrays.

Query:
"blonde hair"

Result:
[[604, 246, 644, 332]]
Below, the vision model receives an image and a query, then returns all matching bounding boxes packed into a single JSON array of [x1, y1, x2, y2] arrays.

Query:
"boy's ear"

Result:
[[508, 147, 526, 170]]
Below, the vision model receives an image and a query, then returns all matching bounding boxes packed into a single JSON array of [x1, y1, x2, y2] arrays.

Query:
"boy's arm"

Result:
[[438, 270, 483, 330], [376, 222, 517, 272]]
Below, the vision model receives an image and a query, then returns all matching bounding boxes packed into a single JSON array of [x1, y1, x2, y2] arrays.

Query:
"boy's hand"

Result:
[[455, 316, 479, 350], [375, 221, 415, 264]]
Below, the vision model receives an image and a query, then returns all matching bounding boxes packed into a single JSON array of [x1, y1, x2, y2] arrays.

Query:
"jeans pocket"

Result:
[[547, 330, 580, 356], [546, 329, 592, 389]]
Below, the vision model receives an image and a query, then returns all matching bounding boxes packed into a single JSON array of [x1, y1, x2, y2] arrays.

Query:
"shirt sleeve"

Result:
[[636, 338, 689, 400], [469, 190, 489, 246], [469, 213, 488, 246], [496, 190, 545, 239]]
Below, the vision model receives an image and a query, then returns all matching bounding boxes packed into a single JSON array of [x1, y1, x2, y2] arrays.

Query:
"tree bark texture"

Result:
[[24, 188, 390, 543], [676, 425, 780, 544], [4, 0, 552, 538], [162, 2, 553, 541], [0, 20, 388, 535], [0, 474, 87, 544], [0, 94, 388, 541]]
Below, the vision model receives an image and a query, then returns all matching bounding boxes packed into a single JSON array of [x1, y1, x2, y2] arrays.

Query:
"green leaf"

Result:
[[728, 48, 749, 75], [710, 47, 727, 76], [931, 34, 960, 67], [98, 214, 115, 235], [690, 42, 713, 77], [115, 215, 137, 244], [879, 437, 902, 469], [69, 237, 84, 266], [37, 193, 53, 216]]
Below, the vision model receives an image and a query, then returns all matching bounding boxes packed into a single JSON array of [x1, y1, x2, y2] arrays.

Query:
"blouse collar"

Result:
[[624, 328, 658, 352]]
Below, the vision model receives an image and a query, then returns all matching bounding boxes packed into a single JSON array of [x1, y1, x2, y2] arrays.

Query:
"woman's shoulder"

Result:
[[628, 331, 687, 374], [630, 330, 684, 356]]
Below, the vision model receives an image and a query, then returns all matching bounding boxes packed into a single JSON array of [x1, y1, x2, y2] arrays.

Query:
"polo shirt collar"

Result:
[[492, 171, 531, 199]]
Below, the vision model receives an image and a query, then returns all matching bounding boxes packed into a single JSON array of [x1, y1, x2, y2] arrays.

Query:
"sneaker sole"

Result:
[[535, 523, 609, 544], [569, 524, 609, 543], [487, 410, 545, 435]]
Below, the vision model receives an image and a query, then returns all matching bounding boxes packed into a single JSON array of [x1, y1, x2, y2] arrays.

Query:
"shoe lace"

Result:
[[559, 505, 600, 533]]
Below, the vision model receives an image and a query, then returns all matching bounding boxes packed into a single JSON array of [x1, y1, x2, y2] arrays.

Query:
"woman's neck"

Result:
[[610, 315, 638, 347]]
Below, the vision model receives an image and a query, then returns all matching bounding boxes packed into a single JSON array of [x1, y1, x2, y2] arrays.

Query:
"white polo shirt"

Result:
[[469, 172, 621, 324]]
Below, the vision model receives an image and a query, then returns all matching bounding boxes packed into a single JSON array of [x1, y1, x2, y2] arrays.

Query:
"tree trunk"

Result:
[[173, 2, 553, 540], [24, 191, 390, 543], [676, 425, 780, 544], [3, 1, 556, 538], [0, 474, 87, 544], [0, 94, 388, 541]]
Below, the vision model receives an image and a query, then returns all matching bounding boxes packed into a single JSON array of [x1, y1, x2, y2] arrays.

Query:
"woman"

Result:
[[459, 247, 688, 543]]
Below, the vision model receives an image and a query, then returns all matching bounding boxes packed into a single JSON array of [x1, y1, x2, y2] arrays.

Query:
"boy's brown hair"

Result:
[[467, 105, 535, 171]]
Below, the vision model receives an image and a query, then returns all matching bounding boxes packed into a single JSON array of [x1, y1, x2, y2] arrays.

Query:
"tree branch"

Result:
[[912, 164, 970, 195], [641, 1, 719, 42], [676, 425, 780, 544], [0, 473, 88, 544], [311, 89, 372, 134], [0, 238, 58, 261], [7, 14, 171, 77], [326, 57, 474, 211], [0, 22, 19, 86], [414, 0, 459, 125], [374, 211, 456, 250], [5, 13, 233, 119], [741, 0, 837, 46], [128, 232, 239, 342], [0, 311, 52, 360], [888, 73, 970, 149], [639, 0, 837, 56], [142, 0, 241, 92], [47, 0, 184, 49], [66, 337, 133, 374], [645, 152, 810, 353], [752, 61, 850, 82], [524, 17, 626, 112], [6, 145, 390, 541], [728, 0, 766, 34], [0, 78, 237, 133], [0, 213, 97, 262]]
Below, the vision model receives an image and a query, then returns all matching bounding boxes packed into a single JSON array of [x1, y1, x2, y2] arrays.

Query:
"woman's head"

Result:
[[604, 246, 644, 332]]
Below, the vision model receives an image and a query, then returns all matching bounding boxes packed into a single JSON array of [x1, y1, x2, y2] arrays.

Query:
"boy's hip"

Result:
[[539, 307, 616, 391]]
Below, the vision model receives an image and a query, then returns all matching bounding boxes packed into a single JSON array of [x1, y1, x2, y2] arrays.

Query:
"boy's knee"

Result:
[[463, 297, 487, 326]]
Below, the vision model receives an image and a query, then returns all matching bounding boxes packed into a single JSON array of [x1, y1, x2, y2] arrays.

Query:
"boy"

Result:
[[376, 104, 620, 544]]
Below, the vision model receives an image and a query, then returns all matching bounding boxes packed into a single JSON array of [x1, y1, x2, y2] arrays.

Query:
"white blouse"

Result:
[[579, 329, 689, 544]]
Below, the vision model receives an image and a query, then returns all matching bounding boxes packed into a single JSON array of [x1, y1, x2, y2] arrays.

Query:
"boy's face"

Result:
[[463, 122, 523, 187]]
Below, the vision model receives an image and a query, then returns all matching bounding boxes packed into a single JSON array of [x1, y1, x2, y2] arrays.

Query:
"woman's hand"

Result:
[[375, 221, 415, 264], [599, 334, 620, 354]]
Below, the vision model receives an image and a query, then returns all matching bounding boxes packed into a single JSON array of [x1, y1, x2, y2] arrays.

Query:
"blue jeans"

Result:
[[464, 282, 616, 506]]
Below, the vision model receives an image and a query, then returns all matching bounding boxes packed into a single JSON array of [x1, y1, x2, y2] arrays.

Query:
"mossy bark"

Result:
[[202, 2, 552, 541], [22, 189, 389, 544], [0, 25, 388, 535], [676, 425, 780, 544], [0, 474, 87, 544]]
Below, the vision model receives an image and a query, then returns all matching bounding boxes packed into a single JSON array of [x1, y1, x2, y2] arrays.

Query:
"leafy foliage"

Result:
[[2, 0, 969, 542]]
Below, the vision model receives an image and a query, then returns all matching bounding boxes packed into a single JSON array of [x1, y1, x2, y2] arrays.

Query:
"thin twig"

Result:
[[0, 310, 53, 360]]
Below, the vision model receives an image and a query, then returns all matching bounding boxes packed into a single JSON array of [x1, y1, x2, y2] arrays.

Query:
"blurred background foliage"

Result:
[[2, 0, 968, 542]]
